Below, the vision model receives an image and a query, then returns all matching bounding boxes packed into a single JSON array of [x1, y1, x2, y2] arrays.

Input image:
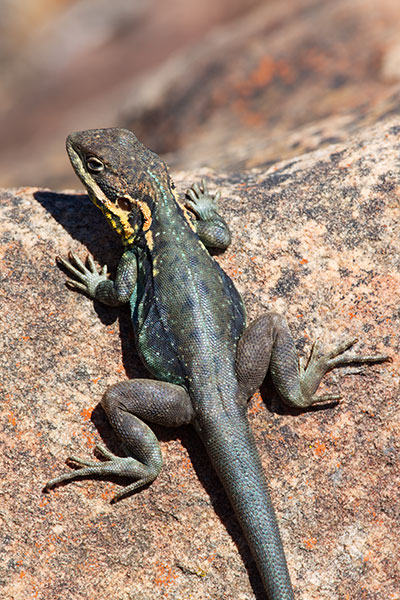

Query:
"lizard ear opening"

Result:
[[117, 197, 133, 211]]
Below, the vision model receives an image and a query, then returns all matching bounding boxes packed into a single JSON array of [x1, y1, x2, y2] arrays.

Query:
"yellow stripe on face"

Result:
[[80, 166, 154, 243], [145, 230, 154, 251], [84, 177, 149, 238], [105, 197, 135, 239], [135, 199, 152, 231], [113, 195, 153, 236]]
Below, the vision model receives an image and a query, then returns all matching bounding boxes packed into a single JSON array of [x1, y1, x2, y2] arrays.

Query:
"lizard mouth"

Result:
[[66, 136, 85, 179], [66, 136, 103, 206]]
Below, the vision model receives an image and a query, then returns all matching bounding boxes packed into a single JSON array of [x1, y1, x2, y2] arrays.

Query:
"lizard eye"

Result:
[[86, 156, 104, 173], [117, 197, 133, 211]]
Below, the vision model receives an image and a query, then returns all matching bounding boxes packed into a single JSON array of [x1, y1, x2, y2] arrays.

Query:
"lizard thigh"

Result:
[[98, 379, 194, 488], [102, 379, 194, 447], [235, 312, 301, 401]]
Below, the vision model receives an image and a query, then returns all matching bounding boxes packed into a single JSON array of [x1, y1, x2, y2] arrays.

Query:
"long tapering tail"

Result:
[[203, 416, 294, 600]]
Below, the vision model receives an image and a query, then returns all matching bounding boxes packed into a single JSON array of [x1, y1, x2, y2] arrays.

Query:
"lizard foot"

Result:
[[299, 338, 390, 406], [44, 443, 161, 501], [185, 178, 220, 220], [58, 252, 108, 298]]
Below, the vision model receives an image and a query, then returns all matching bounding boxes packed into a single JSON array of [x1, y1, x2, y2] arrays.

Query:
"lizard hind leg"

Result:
[[236, 312, 389, 409], [45, 379, 194, 501]]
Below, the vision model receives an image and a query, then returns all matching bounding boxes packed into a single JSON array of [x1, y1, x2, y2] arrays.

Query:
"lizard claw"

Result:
[[185, 180, 220, 220], [299, 338, 390, 407], [44, 444, 161, 502], [57, 252, 108, 298]]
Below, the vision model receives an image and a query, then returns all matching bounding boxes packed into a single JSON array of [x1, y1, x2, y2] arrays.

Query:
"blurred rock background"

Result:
[[0, 0, 262, 187], [1, 0, 400, 188]]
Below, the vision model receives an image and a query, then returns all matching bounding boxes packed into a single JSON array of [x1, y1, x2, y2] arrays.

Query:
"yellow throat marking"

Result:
[[87, 180, 153, 242]]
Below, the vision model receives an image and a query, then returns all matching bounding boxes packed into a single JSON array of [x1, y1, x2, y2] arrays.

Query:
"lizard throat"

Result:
[[89, 185, 153, 245]]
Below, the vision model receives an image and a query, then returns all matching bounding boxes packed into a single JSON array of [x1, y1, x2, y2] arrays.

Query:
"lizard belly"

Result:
[[135, 300, 188, 386]]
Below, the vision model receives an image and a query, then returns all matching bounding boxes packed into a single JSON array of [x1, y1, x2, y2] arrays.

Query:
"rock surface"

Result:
[[1, 117, 399, 599]]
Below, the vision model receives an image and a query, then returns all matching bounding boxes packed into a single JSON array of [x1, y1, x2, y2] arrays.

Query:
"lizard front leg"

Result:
[[236, 312, 390, 407], [45, 380, 194, 501], [185, 179, 232, 249], [59, 249, 137, 306]]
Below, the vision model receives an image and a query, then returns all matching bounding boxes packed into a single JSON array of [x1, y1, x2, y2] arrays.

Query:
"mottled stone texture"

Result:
[[1, 118, 399, 599]]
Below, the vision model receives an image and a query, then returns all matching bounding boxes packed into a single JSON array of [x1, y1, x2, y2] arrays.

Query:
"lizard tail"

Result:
[[203, 417, 295, 600]]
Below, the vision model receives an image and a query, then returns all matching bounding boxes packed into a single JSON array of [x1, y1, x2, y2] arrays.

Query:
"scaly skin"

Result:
[[45, 128, 389, 599]]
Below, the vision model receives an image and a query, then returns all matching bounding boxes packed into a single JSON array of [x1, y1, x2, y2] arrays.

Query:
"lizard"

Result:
[[45, 127, 389, 599]]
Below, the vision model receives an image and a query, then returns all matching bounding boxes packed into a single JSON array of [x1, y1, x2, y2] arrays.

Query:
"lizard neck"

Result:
[[126, 168, 196, 252]]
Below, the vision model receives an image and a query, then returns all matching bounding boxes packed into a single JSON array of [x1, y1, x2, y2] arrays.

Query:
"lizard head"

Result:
[[66, 128, 172, 245]]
